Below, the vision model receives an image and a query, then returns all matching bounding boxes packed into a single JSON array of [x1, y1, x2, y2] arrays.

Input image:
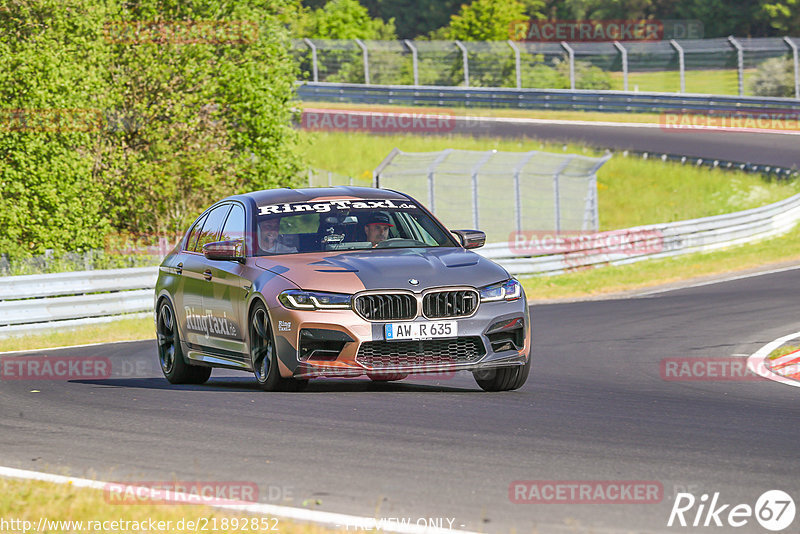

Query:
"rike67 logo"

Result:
[[668, 490, 795, 530]]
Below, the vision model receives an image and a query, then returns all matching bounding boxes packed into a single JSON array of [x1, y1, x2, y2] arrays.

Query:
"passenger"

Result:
[[258, 218, 297, 254]]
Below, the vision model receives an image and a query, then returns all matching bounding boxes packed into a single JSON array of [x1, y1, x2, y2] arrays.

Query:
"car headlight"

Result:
[[480, 279, 522, 302], [279, 290, 352, 310]]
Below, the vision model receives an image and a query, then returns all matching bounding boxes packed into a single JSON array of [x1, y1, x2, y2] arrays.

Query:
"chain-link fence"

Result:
[[294, 37, 800, 98], [373, 149, 610, 244]]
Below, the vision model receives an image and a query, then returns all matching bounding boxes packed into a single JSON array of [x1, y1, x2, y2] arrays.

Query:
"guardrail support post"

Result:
[[728, 36, 744, 96], [404, 39, 419, 86], [303, 38, 318, 83], [508, 40, 522, 89], [561, 41, 575, 90], [670, 39, 685, 93], [613, 41, 628, 92], [455, 40, 469, 87], [355, 38, 370, 84], [784, 37, 800, 100]]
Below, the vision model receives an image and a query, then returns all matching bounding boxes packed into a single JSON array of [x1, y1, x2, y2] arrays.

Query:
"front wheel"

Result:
[[157, 299, 211, 385], [473, 355, 530, 392], [249, 302, 307, 392]]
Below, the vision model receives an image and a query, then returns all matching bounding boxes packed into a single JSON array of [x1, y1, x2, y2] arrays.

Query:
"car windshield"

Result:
[[254, 198, 458, 255]]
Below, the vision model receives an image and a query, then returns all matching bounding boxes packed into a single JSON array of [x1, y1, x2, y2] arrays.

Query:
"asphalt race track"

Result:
[[452, 117, 800, 168], [3, 269, 800, 533]]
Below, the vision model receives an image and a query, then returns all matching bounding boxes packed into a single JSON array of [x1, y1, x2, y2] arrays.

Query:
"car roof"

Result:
[[225, 186, 411, 207]]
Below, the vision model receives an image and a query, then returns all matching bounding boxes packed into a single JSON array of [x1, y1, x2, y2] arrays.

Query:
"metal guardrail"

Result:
[[477, 192, 800, 275], [0, 267, 158, 337], [297, 82, 800, 114]]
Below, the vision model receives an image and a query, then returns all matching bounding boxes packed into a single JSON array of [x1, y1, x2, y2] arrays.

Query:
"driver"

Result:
[[258, 217, 297, 254], [364, 212, 393, 248]]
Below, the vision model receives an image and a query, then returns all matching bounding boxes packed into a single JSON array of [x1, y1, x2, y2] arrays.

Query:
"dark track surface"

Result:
[[3, 270, 800, 532], [452, 117, 800, 168]]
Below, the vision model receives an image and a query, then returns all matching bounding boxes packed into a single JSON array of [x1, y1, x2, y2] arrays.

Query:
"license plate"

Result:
[[384, 321, 457, 341]]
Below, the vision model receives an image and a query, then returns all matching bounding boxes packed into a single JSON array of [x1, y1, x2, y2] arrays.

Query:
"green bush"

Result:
[[749, 56, 794, 97], [0, 0, 302, 260]]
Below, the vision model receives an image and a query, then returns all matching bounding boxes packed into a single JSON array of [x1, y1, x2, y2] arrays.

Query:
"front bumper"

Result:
[[268, 298, 531, 379]]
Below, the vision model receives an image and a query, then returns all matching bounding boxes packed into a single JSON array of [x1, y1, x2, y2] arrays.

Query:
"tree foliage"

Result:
[[0, 0, 302, 258]]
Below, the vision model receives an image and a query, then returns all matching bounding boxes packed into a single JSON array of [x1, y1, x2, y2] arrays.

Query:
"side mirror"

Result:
[[452, 230, 486, 249], [203, 240, 245, 262]]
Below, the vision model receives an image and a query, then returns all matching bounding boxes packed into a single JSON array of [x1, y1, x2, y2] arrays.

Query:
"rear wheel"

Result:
[[249, 302, 307, 392], [157, 299, 211, 385], [473, 355, 530, 392]]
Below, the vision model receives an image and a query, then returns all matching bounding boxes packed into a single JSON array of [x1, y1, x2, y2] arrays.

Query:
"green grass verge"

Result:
[[0, 477, 333, 534], [299, 131, 800, 231], [608, 68, 744, 95], [0, 316, 154, 353], [520, 227, 800, 300], [769, 344, 800, 360]]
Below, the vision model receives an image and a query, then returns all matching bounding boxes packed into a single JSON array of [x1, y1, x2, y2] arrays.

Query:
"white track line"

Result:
[[0, 466, 477, 534], [747, 331, 800, 388], [0, 338, 153, 356]]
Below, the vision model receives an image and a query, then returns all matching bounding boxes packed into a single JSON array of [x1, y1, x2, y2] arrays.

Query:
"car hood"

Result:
[[254, 247, 509, 292]]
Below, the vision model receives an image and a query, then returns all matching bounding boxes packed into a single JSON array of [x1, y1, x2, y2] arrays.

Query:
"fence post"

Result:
[[308, 168, 313, 187], [455, 40, 470, 87], [372, 147, 401, 188], [303, 38, 318, 82], [512, 151, 538, 233], [728, 36, 744, 96], [328, 171, 332, 187], [561, 41, 575, 90], [586, 154, 611, 230], [508, 40, 522, 89], [355, 38, 370, 84], [470, 151, 494, 229], [552, 157, 574, 232], [424, 149, 453, 214], [669, 39, 686, 93], [784, 37, 800, 100], [613, 41, 628, 92], [404, 39, 419, 86]]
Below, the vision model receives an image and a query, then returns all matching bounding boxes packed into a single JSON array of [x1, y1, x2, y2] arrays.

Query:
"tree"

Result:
[[445, 0, 529, 41]]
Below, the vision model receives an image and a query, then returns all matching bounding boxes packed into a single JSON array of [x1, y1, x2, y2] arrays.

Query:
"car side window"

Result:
[[185, 214, 208, 252], [193, 204, 232, 252], [220, 204, 245, 243]]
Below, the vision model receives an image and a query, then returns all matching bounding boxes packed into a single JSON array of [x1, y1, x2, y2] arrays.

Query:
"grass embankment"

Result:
[[300, 131, 800, 230], [0, 317, 154, 353], [0, 477, 334, 534]]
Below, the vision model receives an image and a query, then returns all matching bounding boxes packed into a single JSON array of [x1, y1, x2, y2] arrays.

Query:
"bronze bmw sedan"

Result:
[[154, 187, 531, 391]]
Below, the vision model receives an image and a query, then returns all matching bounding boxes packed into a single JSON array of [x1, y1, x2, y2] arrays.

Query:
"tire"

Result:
[[367, 372, 409, 382], [473, 354, 530, 392], [249, 302, 307, 392], [157, 299, 212, 385]]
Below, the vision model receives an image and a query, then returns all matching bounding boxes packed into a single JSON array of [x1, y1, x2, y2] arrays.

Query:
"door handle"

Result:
[[176, 262, 183, 275], [203, 269, 213, 281]]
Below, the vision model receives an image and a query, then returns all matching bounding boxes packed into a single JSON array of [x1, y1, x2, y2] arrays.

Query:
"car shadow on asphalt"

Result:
[[69, 377, 477, 393]]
